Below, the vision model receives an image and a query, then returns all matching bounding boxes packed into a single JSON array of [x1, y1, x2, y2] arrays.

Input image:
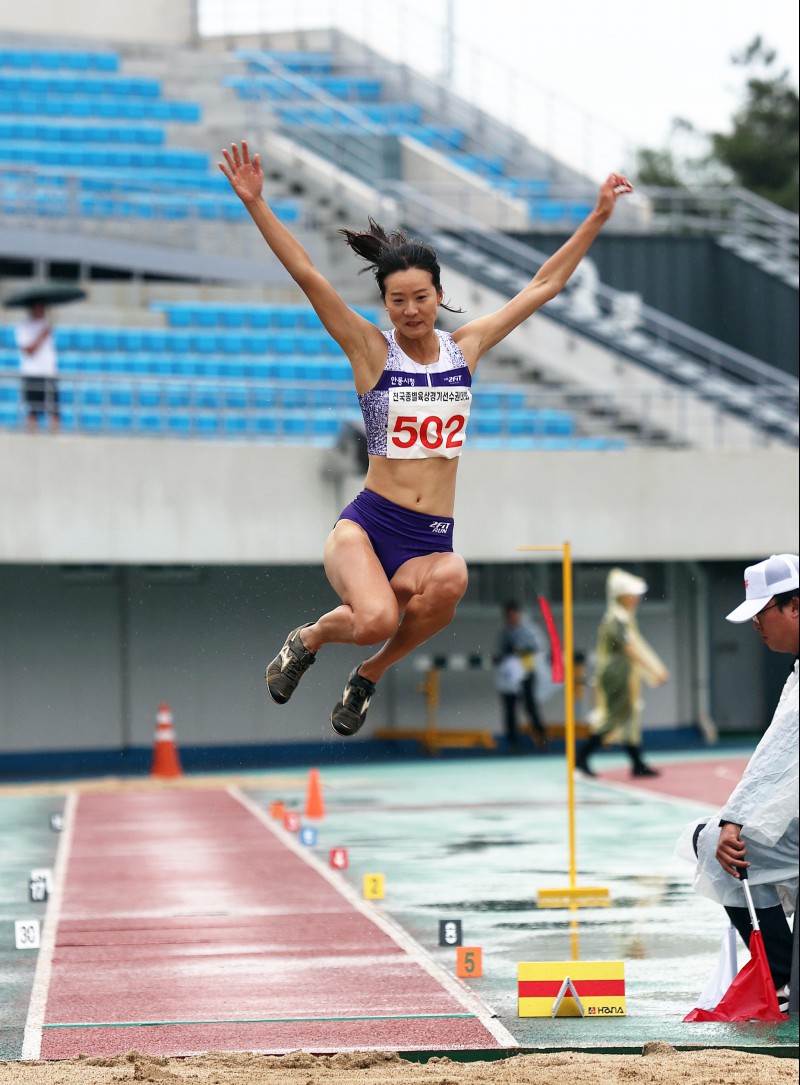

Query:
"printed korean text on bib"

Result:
[[386, 386, 471, 459]]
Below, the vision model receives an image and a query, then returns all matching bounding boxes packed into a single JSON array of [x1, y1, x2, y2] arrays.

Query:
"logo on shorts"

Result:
[[429, 521, 450, 535]]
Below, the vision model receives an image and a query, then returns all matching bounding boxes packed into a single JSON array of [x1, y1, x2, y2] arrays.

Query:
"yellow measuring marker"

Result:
[[363, 873, 385, 900], [518, 960, 626, 1018], [537, 885, 610, 908]]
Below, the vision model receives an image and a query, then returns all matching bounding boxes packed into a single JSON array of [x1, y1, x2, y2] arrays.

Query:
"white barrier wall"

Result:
[[0, 0, 195, 43], [0, 434, 796, 564], [0, 561, 764, 757]]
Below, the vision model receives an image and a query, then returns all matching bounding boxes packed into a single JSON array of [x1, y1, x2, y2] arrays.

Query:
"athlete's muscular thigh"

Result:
[[324, 520, 397, 611]]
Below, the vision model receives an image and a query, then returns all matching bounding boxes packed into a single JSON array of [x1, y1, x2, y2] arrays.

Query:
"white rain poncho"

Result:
[[676, 661, 799, 914]]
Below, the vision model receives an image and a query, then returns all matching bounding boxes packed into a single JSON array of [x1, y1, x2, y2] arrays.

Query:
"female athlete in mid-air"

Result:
[[220, 139, 632, 736]]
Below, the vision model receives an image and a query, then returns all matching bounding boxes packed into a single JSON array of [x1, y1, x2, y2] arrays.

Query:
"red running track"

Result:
[[37, 789, 503, 1059], [598, 755, 750, 805]]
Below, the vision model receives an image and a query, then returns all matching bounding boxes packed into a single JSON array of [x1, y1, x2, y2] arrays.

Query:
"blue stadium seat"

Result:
[[248, 51, 335, 74], [283, 415, 308, 437], [473, 411, 503, 437], [167, 413, 191, 436], [109, 383, 133, 407], [223, 384, 248, 409], [195, 415, 220, 437], [109, 410, 133, 432], [78, 409, 104, 431], [79, 382, 105, 406], [312, 414, 340, 437], [253, 415, 278, 436], [136, 413, 163, 434], [251, 388, 277, 409], [223, 415, 248, 436], [194, 384, 220, 409], [166, 383, 191, 409], [136, 383, 162, 408]]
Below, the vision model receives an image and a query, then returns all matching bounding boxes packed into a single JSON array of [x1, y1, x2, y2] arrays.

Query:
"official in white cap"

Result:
[[679, 554, 799, 1011]]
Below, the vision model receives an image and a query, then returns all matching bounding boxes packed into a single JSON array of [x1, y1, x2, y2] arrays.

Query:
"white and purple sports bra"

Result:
[[358, 330, 472, 459]]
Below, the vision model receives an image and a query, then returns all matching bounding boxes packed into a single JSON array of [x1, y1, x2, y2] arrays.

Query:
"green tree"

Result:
[[711, 37, 799, 211], [632, 37, 799, 211]]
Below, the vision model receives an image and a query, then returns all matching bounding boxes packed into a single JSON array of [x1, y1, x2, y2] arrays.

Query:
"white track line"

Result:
[[229, 786, 518, 1049], [574, 772, 720, 812], [21, 790, 79, 1060]]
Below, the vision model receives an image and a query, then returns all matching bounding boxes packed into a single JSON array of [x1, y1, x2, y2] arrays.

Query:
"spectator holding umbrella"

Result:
[[15, 302, 60, 433], [5, 281, 85, 434]]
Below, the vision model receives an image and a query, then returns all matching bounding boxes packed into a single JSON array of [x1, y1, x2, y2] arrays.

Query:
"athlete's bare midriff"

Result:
[[364, 455, 459, 516]]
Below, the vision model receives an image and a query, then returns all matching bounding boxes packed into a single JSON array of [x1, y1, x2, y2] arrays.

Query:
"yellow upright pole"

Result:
[[562, 541, 577, 892], [562, 543, 581, 959], [517, 543, 609, 921]]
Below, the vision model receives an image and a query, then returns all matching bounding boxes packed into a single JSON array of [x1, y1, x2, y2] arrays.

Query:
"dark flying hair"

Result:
[[339, 217, 463, 313]]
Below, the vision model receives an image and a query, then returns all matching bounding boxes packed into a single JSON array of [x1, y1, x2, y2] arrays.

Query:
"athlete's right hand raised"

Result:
[[219, 140, 263, 205]]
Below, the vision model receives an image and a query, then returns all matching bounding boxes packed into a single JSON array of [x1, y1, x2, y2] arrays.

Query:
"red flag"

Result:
[[683, 931, 787, 1022], [537, 596, 564, 683]]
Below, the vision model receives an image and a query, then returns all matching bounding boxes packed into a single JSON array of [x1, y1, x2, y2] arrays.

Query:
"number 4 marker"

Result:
[[329, 847, 349, 869]]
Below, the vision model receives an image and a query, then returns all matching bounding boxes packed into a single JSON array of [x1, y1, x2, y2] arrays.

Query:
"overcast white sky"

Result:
[[200, 0, 799, 178]]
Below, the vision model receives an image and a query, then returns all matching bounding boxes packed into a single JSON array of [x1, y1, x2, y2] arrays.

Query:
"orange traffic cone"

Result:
[[150, 702, 183, 778], [304, 767, 325, 819]]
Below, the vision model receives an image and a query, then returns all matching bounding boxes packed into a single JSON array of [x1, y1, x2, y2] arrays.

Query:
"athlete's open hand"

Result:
[[219, 140, 263, 205], [595, 172, 634, 218]]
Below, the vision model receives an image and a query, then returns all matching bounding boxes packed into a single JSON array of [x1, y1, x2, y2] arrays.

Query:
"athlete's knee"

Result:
[[352, 602, 400, 646], [426, 555, 468, 608]]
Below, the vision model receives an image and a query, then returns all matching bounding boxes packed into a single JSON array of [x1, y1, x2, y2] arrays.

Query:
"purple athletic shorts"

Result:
[[338, 488, 454, 580]]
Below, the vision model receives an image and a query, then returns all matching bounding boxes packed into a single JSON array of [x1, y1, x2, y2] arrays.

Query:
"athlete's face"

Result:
[[383, 268, 442, 338]]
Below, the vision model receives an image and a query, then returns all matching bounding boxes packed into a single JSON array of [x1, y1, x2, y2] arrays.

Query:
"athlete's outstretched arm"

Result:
[[453, 173, 633, 366], [219, 140, 385, 383]]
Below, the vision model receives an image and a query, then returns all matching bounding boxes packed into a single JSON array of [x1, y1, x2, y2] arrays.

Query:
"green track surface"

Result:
[[0, 753, 796, 1060]]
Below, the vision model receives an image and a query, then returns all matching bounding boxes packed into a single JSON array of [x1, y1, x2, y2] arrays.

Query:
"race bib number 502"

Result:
[[387, 387, 471, 459]]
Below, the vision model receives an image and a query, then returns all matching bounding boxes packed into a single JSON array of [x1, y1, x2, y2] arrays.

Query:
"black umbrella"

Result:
[[3, 282, 87, 309]]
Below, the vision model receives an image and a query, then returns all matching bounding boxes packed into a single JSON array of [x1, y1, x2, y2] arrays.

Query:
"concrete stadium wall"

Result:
[[0, 434, 796, 564], [0, 560, 767, 763], [0, 0, 196, 44], [0, 433, 794, 764]]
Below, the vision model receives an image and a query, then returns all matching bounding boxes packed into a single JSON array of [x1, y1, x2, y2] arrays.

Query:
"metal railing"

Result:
[[380, 181, 798, 444], [639, 185, 798, 282], [198, 0, 634, 183], [0, 371, 789, 451]]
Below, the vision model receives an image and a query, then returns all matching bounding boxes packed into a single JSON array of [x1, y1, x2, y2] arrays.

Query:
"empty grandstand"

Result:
[[0, 3, 797, 774]]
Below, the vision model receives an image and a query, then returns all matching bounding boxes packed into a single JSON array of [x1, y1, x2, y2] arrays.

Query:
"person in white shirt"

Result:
[[15, 302, 60, 432], [680, 554, 799, 1011]]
